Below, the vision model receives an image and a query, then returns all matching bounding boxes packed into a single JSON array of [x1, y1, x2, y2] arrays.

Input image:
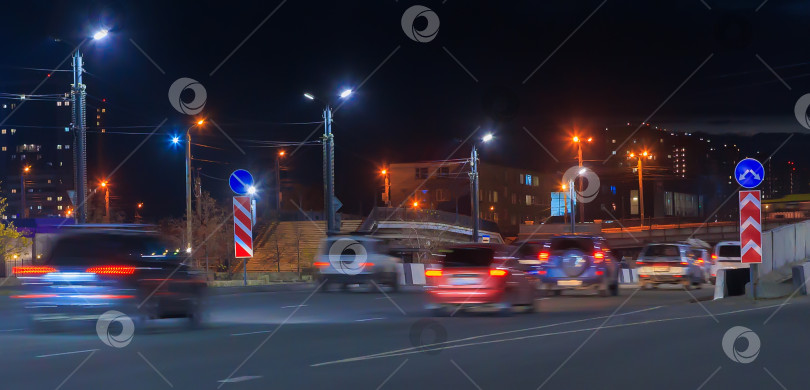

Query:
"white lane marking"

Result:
[[217, 376, 262, 383], [281, 304, 308, 309], [312, 306, 662, 367], [0, 328, 23, 332], [355, 317, 385, 322], [37, 349, 99, 358], [312, 303, 785, 366], [231, 330, 272, 337]]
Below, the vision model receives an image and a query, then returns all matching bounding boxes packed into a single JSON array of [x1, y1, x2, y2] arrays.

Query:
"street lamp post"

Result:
[[100, 181, 109, 223], [569, 179, 576, 233], [381, 169, 391, 207], [20, 166, 30, 219], [275, 150, 285, 212], [470, 133, 494, 243], [185, 120, 204, 253], [572, 136, 592, 223], [71, 29, 108, 224], [304, 89, 352, 236], [629, 151, 651, 228]]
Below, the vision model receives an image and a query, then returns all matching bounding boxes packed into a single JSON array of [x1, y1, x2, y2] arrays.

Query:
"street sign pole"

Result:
[[735, 159, 764, 299]]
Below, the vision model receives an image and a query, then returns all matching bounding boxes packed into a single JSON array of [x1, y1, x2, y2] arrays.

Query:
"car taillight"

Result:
[[425, 269, 442, 277], [595, 270, 604, 276], [13, 266, 57, 275], [313, 262, 329, 267], [490, 269, 507, 277], [85, 266, 136, 275], [679, 261, 689, 266], [711, 254, 718, 260], [636, 261, 645, 266], [538, 251, 550, 262], [696, 258, 704, 265], [593, 251, 605, 263]]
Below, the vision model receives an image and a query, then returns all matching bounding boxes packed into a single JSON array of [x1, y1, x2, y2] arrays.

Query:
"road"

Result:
[[0, 284, 807, 389]]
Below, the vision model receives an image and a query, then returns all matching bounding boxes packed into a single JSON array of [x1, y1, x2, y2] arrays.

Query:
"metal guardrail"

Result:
[[359, 207, 499, 234]]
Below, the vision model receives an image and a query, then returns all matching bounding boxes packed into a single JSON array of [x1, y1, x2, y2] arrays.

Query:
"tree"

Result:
[[158, 191, 235, 277], [0, 197, 32, 270]]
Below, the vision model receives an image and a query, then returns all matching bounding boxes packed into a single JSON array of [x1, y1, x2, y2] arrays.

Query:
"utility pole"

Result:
[[71, 50, 87, 224], [323, 106, 337, 235], [275, 152, 283, 212], [469, 146, 480, 242], [383, 170, 391, 207], [195, 168, 202, 269]]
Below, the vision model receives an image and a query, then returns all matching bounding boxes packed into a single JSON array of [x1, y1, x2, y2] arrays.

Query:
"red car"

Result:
[[424, 244, 535, 316]]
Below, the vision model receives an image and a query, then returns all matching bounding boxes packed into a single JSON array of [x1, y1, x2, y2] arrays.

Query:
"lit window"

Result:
[[11, 189, 16, 194], [65, 145, 70, 149], [47, 197, 52, 201], [57, 196, 62, 201], [611, 139, 616, 143], [57, 145, 62, 150], [59, 162, 63, 166], [57, 101, 62, 106], [65, 101, 69, 106], [96, 122, 100, 126], [37, 205, 41, 210], [1, 147, 5, 152], [1, 129, 5, 134], [57, 205, 63, 210], [47, 179, 51, 184], [102, 108, 106, 113], [10, 129, 15, 134]]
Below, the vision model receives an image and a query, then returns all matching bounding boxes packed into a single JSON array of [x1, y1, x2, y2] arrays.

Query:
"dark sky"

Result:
[[2, 0, 810, 218]]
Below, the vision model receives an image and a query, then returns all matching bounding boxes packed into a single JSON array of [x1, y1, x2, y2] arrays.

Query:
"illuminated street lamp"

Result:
[[99, 180, 110, 223], [183, 119, 205, 252], [629, 151, 653, 228], [20, 166, 30, 219], [303, 89, 354, 235], [275, 150, 286, 211], [380, 168, 391, 207], [470, 133, 494, 242], [571, 135, 593, 223]]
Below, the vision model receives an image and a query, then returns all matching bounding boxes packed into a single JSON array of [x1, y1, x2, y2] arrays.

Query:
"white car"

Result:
[[314, 235, 401, 292], [709, 241, 748, 284]]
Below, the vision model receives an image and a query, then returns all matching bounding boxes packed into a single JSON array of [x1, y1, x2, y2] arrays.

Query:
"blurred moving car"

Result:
[[636, 243, 706, 289], [531, 235, 620, 297], [13, 227, 207, 331], [314, 235, 400, 292], [425, 244, 535, 316], [709, 241, 747, 284]]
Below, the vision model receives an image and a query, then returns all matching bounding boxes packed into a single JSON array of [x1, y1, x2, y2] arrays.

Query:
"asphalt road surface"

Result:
[[1, 284, 808, 390]]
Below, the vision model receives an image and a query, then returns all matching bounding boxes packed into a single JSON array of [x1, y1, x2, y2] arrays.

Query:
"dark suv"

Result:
[[14, 228, 207, 331], [527, 235, 619, 297]]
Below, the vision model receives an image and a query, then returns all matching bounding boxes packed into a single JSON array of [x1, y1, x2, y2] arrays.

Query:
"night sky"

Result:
[[2, 0, 810, 219]]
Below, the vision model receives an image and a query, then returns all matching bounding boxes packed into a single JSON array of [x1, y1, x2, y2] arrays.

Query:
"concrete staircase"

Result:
[[245, 219, 362, 272]]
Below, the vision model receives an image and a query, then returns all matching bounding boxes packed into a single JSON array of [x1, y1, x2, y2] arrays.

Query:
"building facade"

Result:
[[0, 100, 75, 219], [387, 160, 553, 236]]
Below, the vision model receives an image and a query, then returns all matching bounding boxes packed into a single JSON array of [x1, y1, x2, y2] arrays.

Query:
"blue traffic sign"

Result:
[[734, 158, 765, 189], [229, 169, 255, 195]]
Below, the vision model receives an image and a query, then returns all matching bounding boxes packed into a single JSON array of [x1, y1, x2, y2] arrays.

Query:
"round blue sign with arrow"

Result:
[[229, 169, 254, 195], [734, 158, 765, 189]]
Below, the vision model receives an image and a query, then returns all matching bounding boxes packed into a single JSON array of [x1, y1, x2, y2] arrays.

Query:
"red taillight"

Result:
[[696, 258, 704, 265], [593, 251, 605, 263], [425, 269, 442, 277], [636, 261, 645, 266], [313, 262, 329, 267], [680, 261, 689, 266], [490, 269, 507, 277], [85, 266, 136, 275], [711, 254, 718, 260], [538, 270, 547, 275], [538, 251, 550, 262], [13, 266, 57, 275], [358, 263, 373, 268], [595, 270, 604, 276]]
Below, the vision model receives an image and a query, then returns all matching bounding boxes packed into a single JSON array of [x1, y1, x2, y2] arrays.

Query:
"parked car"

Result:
[[314, 235, 400, 292], [532, 235, 620, 297], [13, 228, 207, 332], [424, 244, 535, 316], [636, 243, 707, 289], [709, 241, 747, 284]]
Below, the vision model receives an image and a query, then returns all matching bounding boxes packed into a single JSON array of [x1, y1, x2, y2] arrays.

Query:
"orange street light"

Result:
[[23, 166, 30, 173], [278, 150, 286, 157], [137, 203, 143, 209], [572, 136, 579, 143], [489, 206, 495, 211], [196, 119, 205, 125], [412, 201, 419, 208], [100, 180, 107, 187]]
